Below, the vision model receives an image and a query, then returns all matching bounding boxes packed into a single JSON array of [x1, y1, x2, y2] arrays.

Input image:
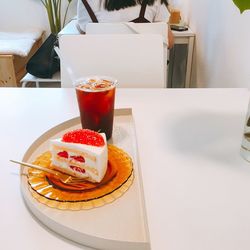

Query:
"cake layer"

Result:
[[50, 131, 107, 183]]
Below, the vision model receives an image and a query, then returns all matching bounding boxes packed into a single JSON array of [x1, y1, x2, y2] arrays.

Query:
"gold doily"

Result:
[[27, 145, 134, 210]]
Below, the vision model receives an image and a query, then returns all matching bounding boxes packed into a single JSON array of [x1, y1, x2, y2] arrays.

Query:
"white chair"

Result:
[[86, 22, 168, 85], [59, 34, 165, 88], [86, 22, 168, 45]]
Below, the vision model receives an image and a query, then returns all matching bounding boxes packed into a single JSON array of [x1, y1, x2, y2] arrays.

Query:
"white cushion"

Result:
[[0, 29, 43, 57]]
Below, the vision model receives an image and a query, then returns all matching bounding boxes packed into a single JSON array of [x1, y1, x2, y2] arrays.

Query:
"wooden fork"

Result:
[[10, 160, 85, 185]]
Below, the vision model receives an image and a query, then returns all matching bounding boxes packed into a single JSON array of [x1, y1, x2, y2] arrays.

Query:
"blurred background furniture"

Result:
[[168, 28, 195, 88], [85, 22, 167, 43], [21, 71, 61, 88], [59, 20, 195, 88], [59, 34, 165, 88], [0, 30, 43, 87], [85, 22, 168, 86]]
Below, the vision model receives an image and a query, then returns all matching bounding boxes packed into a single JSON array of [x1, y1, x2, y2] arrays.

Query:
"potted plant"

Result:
[[40, 0, 74, 34], [233, 0, 250, 13]]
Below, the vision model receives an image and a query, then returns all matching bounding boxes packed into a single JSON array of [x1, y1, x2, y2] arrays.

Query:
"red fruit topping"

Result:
[[62, 129, 105, 146], [70, 165, 86, 174], [70, 155, 85, 163], [57, 151, 68, 158]]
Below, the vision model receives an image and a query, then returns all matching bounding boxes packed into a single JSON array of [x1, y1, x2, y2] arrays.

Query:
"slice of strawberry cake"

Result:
[[50, 129, 108, 183]]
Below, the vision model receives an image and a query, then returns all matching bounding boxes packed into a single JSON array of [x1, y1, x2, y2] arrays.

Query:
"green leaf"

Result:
[[233, 0, 250, 13], [39, 0, 74, 33]]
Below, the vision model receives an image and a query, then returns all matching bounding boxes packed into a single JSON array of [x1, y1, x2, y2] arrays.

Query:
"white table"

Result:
[[169, 28, 195, 88], [1, 88, 250, 250]]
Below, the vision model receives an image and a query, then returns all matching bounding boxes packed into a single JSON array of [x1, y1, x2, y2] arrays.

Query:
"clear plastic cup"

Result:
[[74, 76, 117, 140]]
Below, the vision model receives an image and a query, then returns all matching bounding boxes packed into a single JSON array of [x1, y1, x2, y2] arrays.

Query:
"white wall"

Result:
[[0, 0, 77, 36], [170, 0, 250, 88]]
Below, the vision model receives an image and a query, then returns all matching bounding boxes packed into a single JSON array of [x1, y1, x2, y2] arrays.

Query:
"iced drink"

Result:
[[169, 9, 181, 24], [75, 76, 116, 140]]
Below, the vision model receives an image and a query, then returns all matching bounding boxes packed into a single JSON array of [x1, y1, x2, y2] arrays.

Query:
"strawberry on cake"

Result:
[[50, 129, 108, 183]]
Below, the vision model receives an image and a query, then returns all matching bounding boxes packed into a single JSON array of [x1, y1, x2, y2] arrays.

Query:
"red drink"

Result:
[[75, 77, 116, 140]]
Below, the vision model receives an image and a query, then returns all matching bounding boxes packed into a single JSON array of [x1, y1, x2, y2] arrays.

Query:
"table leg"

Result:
[[185, 36, 195, 88]]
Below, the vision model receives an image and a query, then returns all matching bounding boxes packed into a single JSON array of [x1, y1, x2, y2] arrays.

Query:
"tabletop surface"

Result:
[[1, 87, 250, 250], [172, 27, 195, 37]]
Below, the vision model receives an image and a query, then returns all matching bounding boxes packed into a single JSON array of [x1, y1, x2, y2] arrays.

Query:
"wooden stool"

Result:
[[0, 33, 43, 87]]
